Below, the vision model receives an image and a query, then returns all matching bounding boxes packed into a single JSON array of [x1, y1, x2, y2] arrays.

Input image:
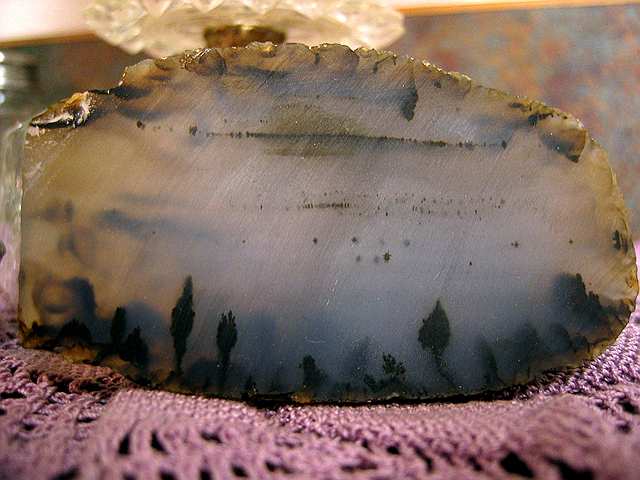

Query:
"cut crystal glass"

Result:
[[85, 0, 405, 56]]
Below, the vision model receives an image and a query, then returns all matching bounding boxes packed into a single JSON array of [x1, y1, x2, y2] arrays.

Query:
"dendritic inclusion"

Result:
[[17, 43, 638, 403]]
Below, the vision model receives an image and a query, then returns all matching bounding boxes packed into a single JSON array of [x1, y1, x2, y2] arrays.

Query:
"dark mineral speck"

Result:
[[300, 355, 326, 391], [612, 230, 629, 252], [170, 276, 195, 374]]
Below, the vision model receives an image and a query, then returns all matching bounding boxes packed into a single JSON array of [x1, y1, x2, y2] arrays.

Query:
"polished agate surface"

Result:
[[18, 44, 638, 402]]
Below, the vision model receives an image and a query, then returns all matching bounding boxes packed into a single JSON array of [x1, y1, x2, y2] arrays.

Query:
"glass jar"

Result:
[[0, 50, 42, 314]]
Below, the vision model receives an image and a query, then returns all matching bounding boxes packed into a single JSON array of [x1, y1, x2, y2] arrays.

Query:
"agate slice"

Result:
[[17, 44, 638, 402]]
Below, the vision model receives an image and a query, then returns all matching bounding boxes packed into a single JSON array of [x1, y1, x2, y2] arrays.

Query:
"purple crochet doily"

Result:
[[1, 246, 638, 480]]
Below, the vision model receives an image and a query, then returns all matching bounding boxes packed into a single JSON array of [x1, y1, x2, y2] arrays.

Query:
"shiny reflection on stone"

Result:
[[17, 43, 638, 403]]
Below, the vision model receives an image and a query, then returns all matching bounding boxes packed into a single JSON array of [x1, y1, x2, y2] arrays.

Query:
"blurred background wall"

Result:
[[5, 4, 640, 231]]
